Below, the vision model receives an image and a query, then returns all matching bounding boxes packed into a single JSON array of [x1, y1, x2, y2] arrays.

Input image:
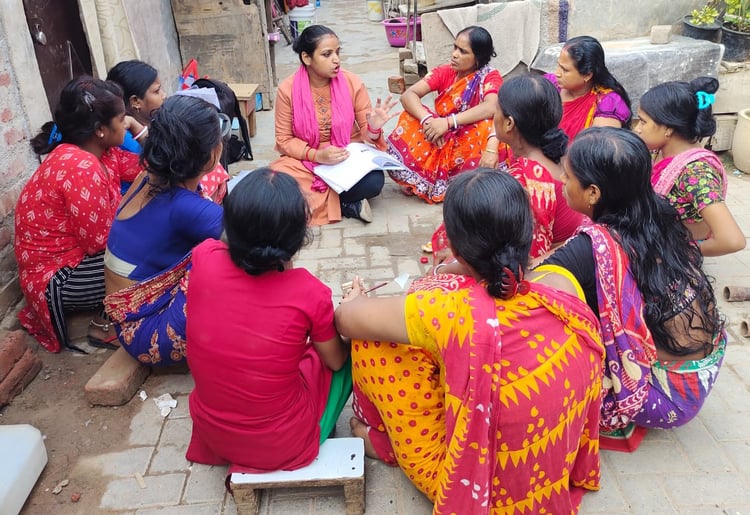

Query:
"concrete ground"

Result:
[[6, 0, 750, 513]]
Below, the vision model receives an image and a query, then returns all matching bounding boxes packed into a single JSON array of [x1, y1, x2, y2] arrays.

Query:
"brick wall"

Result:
[[0, 35, 44, 320]]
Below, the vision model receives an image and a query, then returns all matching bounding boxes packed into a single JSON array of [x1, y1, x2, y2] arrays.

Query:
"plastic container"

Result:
[[289, 4, 316, 39], [382, 17, 422, 47], [733, 107, 750, 173], [0, 425, 48, 514], [367, 0, 384, 22]]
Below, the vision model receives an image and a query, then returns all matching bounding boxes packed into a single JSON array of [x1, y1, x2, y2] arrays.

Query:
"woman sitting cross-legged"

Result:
[[186, 168, 351, 472], [271, 24, 397, 225], [335, 169, 604, 513], [542, 127, 726, 451], [387, 26, 503, 203], [103, 95, 225, 365], [15, 76, 141, 353], [636, 77, 745, 256]]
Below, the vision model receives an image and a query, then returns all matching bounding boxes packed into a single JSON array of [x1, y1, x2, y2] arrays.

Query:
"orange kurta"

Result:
[[271, 70, 385, 225]]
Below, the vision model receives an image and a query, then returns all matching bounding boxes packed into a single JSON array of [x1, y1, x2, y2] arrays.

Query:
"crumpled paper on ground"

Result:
[[154, 393, 177, 417]]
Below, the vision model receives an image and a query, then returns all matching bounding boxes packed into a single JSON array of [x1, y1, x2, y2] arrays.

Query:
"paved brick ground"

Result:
[[9, 0, 750, 513]]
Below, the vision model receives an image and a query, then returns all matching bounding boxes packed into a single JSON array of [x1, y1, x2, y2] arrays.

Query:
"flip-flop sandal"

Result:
[[87, 334, 120, 350], [421, 241, 433, 253], [88, 317, 120, 350]]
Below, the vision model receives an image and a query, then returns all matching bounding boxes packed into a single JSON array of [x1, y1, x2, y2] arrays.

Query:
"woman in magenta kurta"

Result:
[[186, 169, 351, 473], [15, 77, 140, 352]]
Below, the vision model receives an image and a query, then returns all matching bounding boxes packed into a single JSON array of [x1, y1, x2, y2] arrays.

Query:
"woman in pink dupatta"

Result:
[[337, 170, 604, 514], [637, 77, 745, 257], [271, 25, 398, 225]]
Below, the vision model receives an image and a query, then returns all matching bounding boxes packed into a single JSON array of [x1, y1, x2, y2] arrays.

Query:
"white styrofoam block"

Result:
[[0, 424, 48, 515]]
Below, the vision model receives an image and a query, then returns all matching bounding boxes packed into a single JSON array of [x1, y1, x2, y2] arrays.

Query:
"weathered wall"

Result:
[[123, 0, 183, 94], [0, 0, 50, 319]]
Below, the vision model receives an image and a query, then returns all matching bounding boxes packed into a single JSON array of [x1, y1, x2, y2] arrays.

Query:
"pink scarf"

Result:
[[651, 148, 727, 197], [291, 65, 355, 176]]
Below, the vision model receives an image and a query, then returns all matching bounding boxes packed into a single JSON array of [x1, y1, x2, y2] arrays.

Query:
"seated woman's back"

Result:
[[186, 168, 350, 473], [107, 176, 222, 281], [105, 95, 224, 287]]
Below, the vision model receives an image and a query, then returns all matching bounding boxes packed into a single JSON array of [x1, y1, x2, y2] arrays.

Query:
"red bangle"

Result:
[[312, 149, 318, 162], [367, 125, 383, 135]]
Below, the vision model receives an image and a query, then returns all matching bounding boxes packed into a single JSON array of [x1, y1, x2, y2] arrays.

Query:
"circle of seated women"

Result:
[[15, 76, 141, 353], [103, 95, 225, 366], [336, 169, 604, 513]]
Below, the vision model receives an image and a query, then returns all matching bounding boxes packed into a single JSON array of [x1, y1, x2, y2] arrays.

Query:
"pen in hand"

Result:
[[363, 281, 389, 294]]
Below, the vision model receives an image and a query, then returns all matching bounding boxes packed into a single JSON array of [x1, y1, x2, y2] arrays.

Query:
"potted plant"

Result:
[[683, 0, 722, 42], [722, 0, 750, 61]]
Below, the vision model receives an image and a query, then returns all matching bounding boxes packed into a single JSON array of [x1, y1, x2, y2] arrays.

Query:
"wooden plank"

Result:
[[171, 0, 273, 105]]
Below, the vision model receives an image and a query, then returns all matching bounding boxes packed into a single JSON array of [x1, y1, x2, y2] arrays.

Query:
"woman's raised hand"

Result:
[[316, 145, 350, 165], [366, 94, 399, 132]]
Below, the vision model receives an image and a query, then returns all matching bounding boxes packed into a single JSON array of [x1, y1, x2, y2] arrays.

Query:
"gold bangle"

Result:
[[484, 148, 498, 154]]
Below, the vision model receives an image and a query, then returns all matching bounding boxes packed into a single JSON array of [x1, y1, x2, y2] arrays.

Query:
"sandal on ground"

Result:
[[87, 319, 120, 350], [421, 241, 433, 253]]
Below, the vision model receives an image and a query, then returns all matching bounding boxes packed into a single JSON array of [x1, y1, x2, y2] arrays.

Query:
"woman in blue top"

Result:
[[103, 95, 226, 365]]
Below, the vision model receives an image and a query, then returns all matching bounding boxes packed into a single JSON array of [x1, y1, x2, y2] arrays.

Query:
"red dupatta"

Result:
[[560, 86, 612, 141]]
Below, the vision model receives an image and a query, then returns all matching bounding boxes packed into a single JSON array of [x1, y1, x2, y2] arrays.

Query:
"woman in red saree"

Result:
[[387, 26, 503, 203], [637, 77, 745, 256], [544, 36, 631, 142], [336, 170, 604, 514]]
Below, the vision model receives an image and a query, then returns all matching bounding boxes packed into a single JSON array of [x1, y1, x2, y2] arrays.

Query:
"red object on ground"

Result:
[[420, 256, 429, 264]]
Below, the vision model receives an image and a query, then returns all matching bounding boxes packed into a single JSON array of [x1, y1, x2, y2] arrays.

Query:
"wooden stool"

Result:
[[229, 437, 365, 515], [227, 83, 260, 138]]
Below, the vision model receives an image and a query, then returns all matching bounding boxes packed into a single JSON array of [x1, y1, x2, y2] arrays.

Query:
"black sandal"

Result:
[[87, 318, 120, 350]]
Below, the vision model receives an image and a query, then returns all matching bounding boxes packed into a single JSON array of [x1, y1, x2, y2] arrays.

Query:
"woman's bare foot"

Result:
[[401, 186, 415, 197], [349, 416, 380, 459]]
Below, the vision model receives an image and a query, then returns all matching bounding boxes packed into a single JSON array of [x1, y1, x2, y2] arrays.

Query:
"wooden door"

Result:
[[23, 0, 93, 111]]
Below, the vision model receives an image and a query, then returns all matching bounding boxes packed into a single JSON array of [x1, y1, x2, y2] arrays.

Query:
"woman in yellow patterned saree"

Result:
[[336, 169, 605, 514]]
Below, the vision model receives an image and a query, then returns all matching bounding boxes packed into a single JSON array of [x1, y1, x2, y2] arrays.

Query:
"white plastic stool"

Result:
[[229, 437, 365, 515], [0, 424, 47, 515]]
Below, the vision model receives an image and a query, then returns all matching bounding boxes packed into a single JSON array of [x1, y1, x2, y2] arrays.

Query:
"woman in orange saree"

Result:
[[387, 26, 503, 203], [336, 169, 604, 514]]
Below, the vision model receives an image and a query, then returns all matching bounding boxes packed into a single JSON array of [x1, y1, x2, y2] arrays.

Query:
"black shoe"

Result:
[[341, 199, 373, 223]]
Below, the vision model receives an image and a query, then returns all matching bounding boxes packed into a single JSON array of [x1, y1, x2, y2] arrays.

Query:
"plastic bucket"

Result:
[[289, 4, 315, 39], [367, 0, 383, 22], [382, 17, 422, 47]]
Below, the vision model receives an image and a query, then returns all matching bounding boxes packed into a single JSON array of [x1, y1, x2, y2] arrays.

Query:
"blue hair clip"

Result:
[[696, 91, 715, 110], [47, 124, 62, 145]]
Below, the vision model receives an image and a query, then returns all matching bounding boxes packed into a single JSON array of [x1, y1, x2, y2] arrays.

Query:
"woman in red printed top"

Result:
[[14, 76, 141, 352]]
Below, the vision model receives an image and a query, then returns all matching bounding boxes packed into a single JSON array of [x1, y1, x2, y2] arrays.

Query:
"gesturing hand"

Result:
[[366, 94, 400, 132]]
